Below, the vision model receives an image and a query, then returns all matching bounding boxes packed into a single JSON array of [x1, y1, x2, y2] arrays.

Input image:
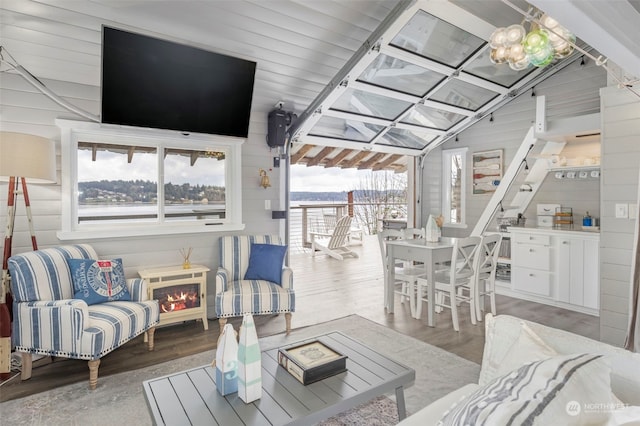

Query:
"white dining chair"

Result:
[[378, 229, 425, 317], [415, 236, 481, 331], [473, 233, 502, 322], [402, 227, 425, 240]]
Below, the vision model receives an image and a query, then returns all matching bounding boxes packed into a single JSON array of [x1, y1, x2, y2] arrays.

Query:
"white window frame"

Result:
[[56, 119, 244, 240], [442, 147, 467, 228]]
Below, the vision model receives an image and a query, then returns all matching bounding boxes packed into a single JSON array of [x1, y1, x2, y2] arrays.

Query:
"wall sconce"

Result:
[[259, 169, 271, 189]]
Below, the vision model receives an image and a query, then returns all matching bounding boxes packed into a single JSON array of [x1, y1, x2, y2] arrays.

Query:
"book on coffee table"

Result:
[[278, 340, 347, 385]]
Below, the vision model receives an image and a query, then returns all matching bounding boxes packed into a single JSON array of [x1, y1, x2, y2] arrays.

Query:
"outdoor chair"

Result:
[[323, 213, 363, 246], [8, 244, 159, 389], [310, 215, 359, 261], [215, 235, 295, 334]]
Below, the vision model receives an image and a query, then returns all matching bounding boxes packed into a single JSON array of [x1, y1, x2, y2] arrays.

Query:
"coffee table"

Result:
[[143, 331, 415, 425]]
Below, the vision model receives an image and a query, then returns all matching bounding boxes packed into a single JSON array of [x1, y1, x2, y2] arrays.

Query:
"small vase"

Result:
[[182, 261, 191, 269], [426, 215, 440, 242]]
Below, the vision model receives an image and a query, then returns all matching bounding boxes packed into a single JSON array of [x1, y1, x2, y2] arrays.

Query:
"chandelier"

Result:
[[489, 10, 575, 71]]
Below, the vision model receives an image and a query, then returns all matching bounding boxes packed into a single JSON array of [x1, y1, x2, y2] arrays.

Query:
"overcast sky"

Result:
[[78, 150, 380, 192], [290, 164, 378, 192]]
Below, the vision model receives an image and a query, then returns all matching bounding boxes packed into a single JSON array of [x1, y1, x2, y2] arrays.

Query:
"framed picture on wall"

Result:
[[472, 149, 502, 194]]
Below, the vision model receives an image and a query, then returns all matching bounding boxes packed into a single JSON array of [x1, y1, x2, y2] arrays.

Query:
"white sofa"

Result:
[[400, 314, 640, 425]]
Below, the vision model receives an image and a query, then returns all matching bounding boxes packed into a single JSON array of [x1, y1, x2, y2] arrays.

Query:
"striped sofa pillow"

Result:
[[439, 353, 616, 425]]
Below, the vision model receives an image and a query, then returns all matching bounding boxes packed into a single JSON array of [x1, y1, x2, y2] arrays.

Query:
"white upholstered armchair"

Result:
[[8, 244, 159, 389], [215, 235, 295, 333]]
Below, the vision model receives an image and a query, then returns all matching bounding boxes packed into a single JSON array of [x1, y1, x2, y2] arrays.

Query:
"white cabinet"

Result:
[[511, 232, 552, 296], [556, 236, 599, 309], [507, 228, 599, 315]]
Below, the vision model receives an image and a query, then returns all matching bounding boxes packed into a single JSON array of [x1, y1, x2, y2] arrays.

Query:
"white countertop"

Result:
[[506, 226, 600, 237]]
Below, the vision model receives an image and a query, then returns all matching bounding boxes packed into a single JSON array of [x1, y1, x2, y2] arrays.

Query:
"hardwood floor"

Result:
[[0, 235, 599, 402]]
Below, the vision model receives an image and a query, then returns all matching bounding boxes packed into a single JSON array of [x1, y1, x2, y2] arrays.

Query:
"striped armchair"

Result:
[[8, 244, 159, 389], [215, 235, 295, 334]]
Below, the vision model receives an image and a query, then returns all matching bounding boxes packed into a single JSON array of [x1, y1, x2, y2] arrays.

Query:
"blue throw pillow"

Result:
[[244, 243, 287, 285], [68, 258, 131, 305]]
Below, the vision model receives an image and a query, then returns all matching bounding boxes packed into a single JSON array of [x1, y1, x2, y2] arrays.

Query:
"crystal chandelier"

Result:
[[489, 11, 575, 70]]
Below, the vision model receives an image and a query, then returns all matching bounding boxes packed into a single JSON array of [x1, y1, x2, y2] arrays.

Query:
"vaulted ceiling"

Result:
[[1, 1, 638, 173]]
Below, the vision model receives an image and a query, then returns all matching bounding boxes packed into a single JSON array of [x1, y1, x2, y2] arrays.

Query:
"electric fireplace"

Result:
[[138, 265, 210, 330]]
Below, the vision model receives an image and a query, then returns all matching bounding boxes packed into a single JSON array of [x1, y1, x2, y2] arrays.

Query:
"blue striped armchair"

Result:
[[215, 235, 295, 334], [8, 244, 159, 389]]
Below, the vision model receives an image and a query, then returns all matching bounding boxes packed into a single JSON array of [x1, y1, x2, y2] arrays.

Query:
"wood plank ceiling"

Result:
[[2, 1, 633, 173]]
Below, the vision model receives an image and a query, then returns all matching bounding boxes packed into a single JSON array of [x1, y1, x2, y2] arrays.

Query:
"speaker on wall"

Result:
[[267, 108, 296, 148]]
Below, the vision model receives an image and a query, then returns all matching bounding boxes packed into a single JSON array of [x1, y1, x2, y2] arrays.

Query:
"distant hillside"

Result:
[[291, 190, 404, 202]]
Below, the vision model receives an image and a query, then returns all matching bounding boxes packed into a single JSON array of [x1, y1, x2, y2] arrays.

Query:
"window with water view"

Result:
[[77, 142, 226, 224]]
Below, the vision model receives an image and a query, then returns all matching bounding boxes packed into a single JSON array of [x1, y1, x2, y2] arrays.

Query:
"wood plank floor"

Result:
[[0, 235, 599, 402]]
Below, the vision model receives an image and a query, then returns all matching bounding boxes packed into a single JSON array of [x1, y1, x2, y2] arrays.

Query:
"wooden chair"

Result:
[[311, 215, 359, 260], [378, 229, 426, 317], [473, 233, 502, 322], [416, 236, 481, 331]]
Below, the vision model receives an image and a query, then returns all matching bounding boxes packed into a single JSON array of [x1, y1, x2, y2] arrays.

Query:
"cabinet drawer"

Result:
[[512, 232, 551, 246], [512, 243, 551, 270], [512, 267, 552, 296]]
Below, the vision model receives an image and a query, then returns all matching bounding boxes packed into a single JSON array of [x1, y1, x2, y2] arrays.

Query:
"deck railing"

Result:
[[289, 202, 406, 252]]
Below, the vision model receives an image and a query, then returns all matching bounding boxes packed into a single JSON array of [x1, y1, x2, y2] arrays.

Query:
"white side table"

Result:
[[138, 264, 210, 330]]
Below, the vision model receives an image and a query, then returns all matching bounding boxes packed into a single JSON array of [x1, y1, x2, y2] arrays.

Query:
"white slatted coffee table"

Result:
[[143, 331, 415, 425]]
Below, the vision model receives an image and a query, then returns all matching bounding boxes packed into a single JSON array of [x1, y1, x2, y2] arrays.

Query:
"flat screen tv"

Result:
[[101, 26, 256, 138]]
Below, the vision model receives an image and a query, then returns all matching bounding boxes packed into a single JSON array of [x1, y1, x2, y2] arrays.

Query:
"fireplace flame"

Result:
[[156, 285, 200, 313]]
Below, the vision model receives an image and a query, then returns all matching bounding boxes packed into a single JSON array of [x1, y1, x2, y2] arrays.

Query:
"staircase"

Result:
[[471, 98, 600, 236], [471, 130, 582, 235]]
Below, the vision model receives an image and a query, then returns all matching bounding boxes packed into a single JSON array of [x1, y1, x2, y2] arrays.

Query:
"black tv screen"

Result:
[[101, 26, 256, 138]]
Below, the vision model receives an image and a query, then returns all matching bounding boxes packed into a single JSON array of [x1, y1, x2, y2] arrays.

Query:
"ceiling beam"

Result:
[[357, 152, 386, 169], [340, 151, 370, 169], [324, 149, 354, 168], [307, 146, 335, 167], [291, 144, 315, 164], [372, 154, 403, 171]]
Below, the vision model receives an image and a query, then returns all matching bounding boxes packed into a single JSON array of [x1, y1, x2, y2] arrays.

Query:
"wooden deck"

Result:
[[0, 234, 599, 402]]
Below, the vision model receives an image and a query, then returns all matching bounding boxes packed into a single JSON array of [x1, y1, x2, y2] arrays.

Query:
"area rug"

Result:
[[0, 315, 480, 425]]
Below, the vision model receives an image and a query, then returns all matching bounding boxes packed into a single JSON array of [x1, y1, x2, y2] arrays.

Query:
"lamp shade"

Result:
[[0, 132, 57, 183]]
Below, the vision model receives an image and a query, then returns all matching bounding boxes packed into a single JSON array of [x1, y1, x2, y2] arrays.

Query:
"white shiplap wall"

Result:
[[599, 85, 640, 346], [0, 0, 397, 314], [422, 59, 606, 238], [0, 70, 283, 312]]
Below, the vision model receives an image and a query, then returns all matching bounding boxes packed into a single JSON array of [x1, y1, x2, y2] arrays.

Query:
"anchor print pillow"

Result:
[[68, 258, 131, 305]]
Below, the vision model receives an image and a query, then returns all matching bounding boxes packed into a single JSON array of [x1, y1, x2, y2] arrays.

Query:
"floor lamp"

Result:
[[0, 132, 56, 380]]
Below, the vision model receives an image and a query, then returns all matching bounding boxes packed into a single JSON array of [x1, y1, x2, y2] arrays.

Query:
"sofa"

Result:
[[399, 314, 640, 425]]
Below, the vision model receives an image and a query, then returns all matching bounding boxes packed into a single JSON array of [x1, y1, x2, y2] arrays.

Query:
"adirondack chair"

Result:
[[310, 215, 359, 261]]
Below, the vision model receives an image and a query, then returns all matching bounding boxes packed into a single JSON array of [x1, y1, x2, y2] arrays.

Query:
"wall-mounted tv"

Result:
[[101, 26, 256, 138]]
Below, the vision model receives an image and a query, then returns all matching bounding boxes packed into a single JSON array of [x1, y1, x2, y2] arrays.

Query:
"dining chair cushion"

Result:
[[68, 258, 131, 305], [244, 243, 288, 285]]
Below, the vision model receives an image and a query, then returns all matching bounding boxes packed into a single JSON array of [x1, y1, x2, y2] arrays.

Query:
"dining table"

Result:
[[384, 237, 456, 327]]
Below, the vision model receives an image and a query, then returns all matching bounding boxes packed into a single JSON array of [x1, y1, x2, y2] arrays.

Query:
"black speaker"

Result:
[[267, 109, 288, 147]]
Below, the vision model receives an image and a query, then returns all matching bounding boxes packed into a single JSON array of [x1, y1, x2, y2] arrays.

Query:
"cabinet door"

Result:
[[556, 236, 599, 309], [557, 237, 585, 305]]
